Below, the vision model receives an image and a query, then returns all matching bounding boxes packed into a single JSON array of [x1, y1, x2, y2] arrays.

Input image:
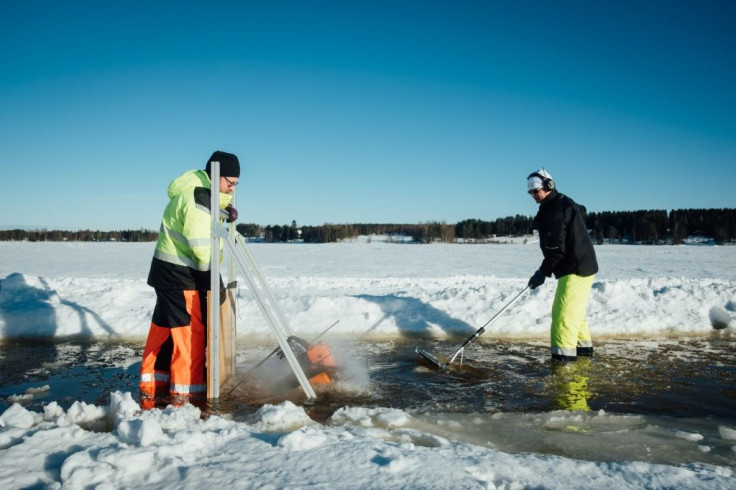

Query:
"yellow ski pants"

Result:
[[550, 273, 594, 359]]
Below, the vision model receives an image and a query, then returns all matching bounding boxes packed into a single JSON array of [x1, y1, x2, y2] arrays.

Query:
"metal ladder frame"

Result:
[[208, 161, 316, 400]]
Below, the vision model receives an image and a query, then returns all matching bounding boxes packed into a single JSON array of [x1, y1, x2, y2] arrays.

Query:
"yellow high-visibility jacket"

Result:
[[147, 169, 232, 290]]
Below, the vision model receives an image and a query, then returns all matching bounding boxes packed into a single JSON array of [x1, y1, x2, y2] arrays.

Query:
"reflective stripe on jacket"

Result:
[[147, 169, 232, 290]]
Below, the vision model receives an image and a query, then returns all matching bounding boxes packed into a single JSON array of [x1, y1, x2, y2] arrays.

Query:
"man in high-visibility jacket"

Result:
[[526, 169, 598, 362], [140, 150, 240, 404]]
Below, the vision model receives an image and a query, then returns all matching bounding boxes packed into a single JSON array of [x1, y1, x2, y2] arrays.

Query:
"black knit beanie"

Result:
[[205, 151, 240, 178]]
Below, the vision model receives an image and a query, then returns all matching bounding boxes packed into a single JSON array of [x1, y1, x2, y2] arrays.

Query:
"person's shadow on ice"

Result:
[[0, 272, 115, 339], [355, 293, 475, 339], [0, 273, 58, 339], [0, 273, 117, 398]]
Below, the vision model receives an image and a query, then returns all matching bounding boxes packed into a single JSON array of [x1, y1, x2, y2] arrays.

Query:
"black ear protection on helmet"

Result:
[[527, 171, 555, 191]]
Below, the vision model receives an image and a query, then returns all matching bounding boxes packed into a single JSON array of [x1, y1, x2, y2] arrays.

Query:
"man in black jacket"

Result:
[[527, 169, 598, 361]]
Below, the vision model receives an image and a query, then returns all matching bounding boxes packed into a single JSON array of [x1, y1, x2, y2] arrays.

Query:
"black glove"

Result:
[[224, 204, 238, 223], [528, 269, 546, 289]]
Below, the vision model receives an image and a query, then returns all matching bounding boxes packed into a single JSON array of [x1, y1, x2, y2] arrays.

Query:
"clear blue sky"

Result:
[[1, 1, 734, 230]]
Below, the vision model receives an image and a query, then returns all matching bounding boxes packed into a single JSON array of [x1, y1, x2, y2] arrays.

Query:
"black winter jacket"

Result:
[[535, 190, 598, 279]]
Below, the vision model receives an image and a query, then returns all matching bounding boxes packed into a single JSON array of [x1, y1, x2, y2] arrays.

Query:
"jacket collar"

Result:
[[539, 189, 560, 208]]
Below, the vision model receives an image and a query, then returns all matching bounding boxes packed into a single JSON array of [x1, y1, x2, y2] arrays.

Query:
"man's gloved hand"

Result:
[[225, 204, 238, 223], [528, 269, 546, 289]]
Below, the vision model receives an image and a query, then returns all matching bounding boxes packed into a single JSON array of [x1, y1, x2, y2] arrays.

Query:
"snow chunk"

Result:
[[0, 403, 36, 429], [43, 401, 66, 422], [719, 426, 736, 441], [392, 428, 449, 447], [328, 406, 411, 429], [7, 385, 51, 404], [328, 406, 375, 427], [117, 418, 164, 446], [375, 409, 410, 429], [252, 401, 314, 432], [109, 391, 142, 427], [675, 430, 704, 442], [66, 400, 108, 432], [709, 306, 732, 329], [7, 393, 33, 403], [157, 403, 202, 431], [277, 427, 328, 451]]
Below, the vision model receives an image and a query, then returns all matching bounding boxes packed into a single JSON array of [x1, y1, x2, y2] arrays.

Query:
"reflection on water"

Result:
[[1, 336, 735, 467], [0, 340, 140, 410], [550, 358, 592, 412]]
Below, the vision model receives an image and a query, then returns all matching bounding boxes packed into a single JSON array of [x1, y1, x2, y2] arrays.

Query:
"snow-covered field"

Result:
[[1, 239, 734, 340], [1, 238, 735, 488]]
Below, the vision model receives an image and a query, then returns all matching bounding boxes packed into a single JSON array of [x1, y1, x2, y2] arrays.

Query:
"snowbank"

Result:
[[1, 241, 734, 341]]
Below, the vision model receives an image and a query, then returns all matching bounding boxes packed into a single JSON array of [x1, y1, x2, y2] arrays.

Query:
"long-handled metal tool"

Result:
[[416, 286, 529, 370]]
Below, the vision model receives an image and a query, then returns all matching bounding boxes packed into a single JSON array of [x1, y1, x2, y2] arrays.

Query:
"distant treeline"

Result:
[[455, 208, 736, 245], [0, 229, 158, 242], [236, 222, 457, 244], [588, 208, 736, 245], [237, 208, 736, 245], [3, 208, 735, 244]]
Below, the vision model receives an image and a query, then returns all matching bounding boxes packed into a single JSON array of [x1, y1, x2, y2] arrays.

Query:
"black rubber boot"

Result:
[[576, 346, 594, 357], [552, 353, 577, 362]]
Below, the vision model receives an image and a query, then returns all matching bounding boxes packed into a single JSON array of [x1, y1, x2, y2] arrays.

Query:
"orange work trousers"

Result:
[[140, 289, 207, 398]]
